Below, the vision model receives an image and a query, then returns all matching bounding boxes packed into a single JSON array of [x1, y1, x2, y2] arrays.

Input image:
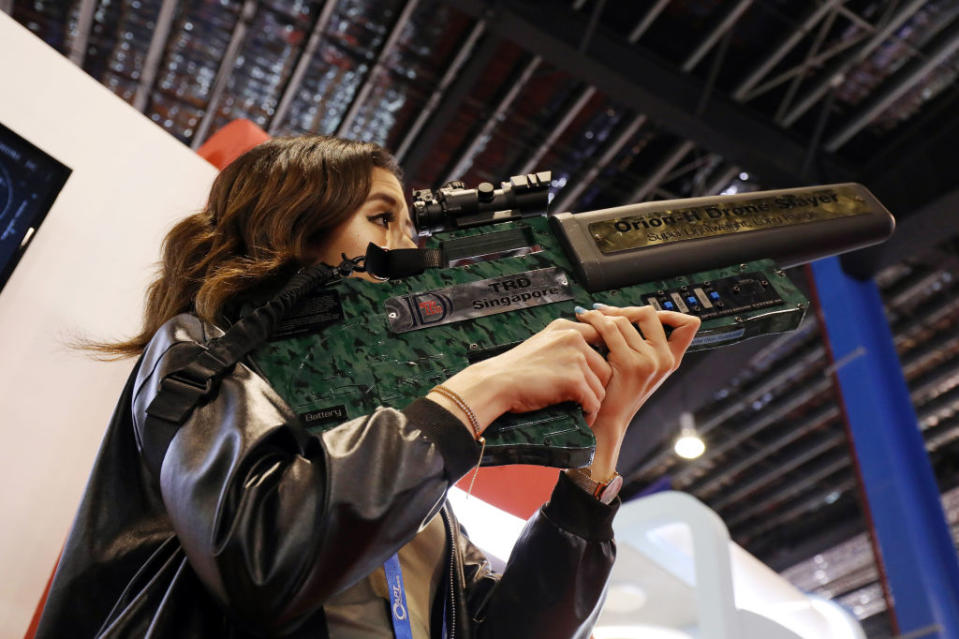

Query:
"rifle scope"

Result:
[[412, 171, 552, 235]]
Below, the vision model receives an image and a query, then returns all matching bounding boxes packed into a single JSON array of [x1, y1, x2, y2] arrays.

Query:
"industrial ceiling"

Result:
[[6, 0, 959, 636]]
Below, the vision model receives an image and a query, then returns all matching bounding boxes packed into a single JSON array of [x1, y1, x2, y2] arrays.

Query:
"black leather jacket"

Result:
[[36, 314, 618, 638]]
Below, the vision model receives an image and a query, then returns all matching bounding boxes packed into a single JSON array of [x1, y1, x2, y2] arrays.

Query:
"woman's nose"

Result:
[[396, 233, 418, 250]]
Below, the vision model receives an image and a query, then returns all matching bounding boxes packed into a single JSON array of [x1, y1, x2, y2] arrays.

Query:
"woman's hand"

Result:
[[428, 319, 613, 436], [574, 305, 700, 482]]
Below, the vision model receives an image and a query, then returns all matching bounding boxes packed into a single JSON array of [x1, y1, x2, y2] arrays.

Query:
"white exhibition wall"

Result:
[[0, 14, 218, 637]]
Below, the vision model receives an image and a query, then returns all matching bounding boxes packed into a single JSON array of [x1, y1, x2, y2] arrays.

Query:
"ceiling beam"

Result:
[[692, 404, 841, 500], [762, 513, 865, 572], [67, 0, 97, 67], [335, 0, 421, 137], [845, 186, 959, 279], [672, 376, 834, 487], [824, 14, 959, 152], [517, 86, 595, 176], [743, 32, 866, 105], [661, 152, 717, 191], [442, 54, 542, 184], [731, 0, 845, 102], [190, 0, 257, 149], [550, 113, 645, 213], [779, 0, 927, 127], [773, 5, 838, 124], [394, 20, 486, 163], [441, 0, 852, 188], [628, 0, 671, 44], [681, 0, 751, 73], [627, 139, 694, 202], [735, 476, 857, 544], [267, 0, 339, 135], [723, 453, 850, 527], [132, 0, 178, 112], [624, 329, 825, 483], [399, 29, 500, 183], [843, 86, 959, 278], [703, 163, 740, 195]]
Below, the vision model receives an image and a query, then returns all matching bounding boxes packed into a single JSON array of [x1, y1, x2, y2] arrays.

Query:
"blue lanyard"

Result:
[[383, 554, 414, 639]]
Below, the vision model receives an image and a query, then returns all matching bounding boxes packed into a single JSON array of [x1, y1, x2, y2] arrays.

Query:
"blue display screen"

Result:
[[0, 122, 71, 295]]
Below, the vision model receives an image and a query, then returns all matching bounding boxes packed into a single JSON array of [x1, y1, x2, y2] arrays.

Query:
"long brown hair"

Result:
[[96, 136, 400, 358]]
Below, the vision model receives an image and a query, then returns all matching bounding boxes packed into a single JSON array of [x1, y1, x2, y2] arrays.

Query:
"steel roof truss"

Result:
[[442, 0, 852, 187], [442, 55, 542, 185], [267, 0, 339, 135], [550, 113, 645, 213], [732, 0, 846, 103], [394, 20, 486, 163], [67, 0, 97, 67], [335, 0, 422, 138], [779, 0, 927, 127], [190, 0, 258, 149], [132, 0, 179, 112]]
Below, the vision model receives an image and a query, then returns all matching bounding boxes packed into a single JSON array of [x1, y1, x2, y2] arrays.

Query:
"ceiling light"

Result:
[[674, 432, 705, 459], [674, 411, 705, 459]]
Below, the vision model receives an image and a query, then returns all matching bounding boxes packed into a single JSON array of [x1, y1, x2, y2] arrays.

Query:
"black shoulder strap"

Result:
[[141, 261, 345, 478]]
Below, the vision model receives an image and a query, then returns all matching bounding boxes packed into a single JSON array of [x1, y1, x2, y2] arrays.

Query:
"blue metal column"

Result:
[[811, 256, 959, 637]]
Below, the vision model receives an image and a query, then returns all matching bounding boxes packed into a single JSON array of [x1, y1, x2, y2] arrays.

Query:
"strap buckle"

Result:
[[146, 349, 228, 425], [159, 370, 214, 402]]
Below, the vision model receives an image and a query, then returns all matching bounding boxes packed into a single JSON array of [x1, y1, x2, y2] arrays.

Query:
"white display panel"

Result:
[[0, 13, 217, 637]]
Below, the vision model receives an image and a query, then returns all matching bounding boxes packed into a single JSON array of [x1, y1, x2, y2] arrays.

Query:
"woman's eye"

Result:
[[368, 213, 394, 229]]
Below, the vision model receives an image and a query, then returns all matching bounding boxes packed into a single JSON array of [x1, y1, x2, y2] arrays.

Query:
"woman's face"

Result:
[[310, 167, 417, 281]]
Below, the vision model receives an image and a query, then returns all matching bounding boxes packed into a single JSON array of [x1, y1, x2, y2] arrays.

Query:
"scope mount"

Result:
[[412, 171, 551, 235]]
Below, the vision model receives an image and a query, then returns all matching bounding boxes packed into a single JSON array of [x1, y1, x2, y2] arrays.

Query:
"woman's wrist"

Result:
[[588, 423, 625, 484], [427, 361, 508, 435], [426, 389, 480, 439]]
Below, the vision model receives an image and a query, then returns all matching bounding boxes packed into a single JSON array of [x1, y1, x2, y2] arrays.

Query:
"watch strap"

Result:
[[565, 468, 622, 504]]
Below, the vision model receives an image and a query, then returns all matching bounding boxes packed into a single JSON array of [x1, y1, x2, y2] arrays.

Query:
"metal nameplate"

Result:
[[385, 267, 573, 333], [589, 185, 872, 254]]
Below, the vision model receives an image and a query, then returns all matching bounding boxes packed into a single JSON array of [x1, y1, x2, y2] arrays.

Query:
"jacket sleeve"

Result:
[[131, 323, 482, 636], [459, 472, 619, 639]]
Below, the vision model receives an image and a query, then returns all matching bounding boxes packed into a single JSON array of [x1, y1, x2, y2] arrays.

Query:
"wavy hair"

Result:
[[93, 136, 400, 357]]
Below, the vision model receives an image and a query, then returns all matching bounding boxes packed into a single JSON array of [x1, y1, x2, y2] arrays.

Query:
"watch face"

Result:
[[600, 474, 624, 504]]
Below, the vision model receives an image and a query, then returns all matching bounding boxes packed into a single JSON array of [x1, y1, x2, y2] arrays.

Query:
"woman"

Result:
[[36, 136, 699, 638]]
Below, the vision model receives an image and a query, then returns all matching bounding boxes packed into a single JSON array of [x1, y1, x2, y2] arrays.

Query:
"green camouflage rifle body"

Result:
[[251, 216, 807, 468]]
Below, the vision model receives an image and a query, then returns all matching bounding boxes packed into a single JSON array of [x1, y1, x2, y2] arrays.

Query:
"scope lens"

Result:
[[413, 202, 448, 234]]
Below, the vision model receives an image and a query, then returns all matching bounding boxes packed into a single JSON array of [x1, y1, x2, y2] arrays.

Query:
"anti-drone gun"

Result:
[[250, 173, 894, 468]]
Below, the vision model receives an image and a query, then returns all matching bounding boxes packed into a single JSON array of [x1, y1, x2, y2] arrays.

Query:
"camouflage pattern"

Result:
[[251, 215, 807, 468]]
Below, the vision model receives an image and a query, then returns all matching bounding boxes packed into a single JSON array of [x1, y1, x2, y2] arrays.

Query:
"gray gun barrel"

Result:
[[549, 183, 894, 293]]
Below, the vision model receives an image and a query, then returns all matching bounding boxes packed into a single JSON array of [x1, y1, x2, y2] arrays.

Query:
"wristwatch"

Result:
[[565, 467, 623, 505]]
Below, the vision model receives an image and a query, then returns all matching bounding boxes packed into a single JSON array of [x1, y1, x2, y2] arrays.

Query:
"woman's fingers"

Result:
[[575, 307, 632, 355], [656, 310, 701, 365], [554, 324, 612, 408], [586, 304, 700, 369], [545, 318, 612, 384], [598, 303, 667, 345], [593, 304, 672, 370], [581, 352, 608, 408], [547, 317, 601, 345]]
